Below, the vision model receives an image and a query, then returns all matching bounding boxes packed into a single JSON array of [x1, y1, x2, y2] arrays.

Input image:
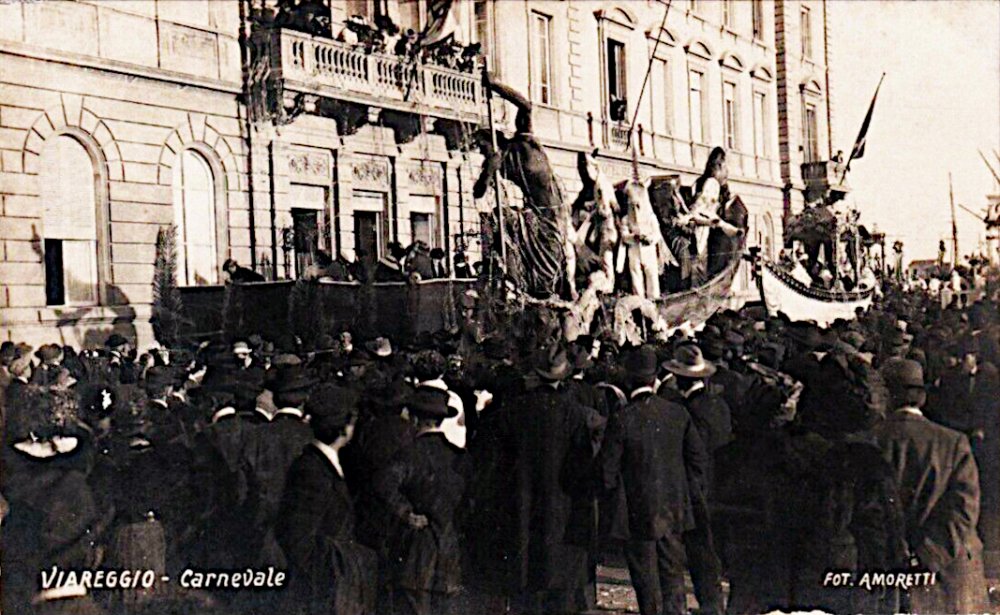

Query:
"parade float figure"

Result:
[[616, 155, 675, 300], [666, 147, 743, 288], [474, 75, 575, 300], [572, 150, 620, 294]]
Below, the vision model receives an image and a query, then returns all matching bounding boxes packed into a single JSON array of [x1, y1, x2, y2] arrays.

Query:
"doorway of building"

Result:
[[292, 208, 319, 278], [354, 211, 381, 264]]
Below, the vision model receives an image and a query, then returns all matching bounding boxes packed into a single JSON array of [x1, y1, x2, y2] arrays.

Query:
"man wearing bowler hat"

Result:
[[662, 342, 728, 615], [875, 358, 988, 613], [600, 345, 710, 615], [375, 387, 469, 615]]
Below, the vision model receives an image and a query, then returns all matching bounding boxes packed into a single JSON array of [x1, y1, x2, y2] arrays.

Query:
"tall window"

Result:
[[800, 6, 813, 58], [607, 39, 627, 121], [659, 59, 673, 135], [173, 149, 218, 286], [531, 11, 553, 105], [752, 0, 765, 40], [688, 68, 706, 143], [804, 102, 819, 161], [41, 135, 100, 306], [723, 81, 738, 150], [722, 0, 735, 28], [474, 0, 495, 67], [753, 90, 768, 157]]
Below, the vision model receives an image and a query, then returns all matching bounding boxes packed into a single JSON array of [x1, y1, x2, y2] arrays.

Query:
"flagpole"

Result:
[[840, 72, 885, 184], [482, 62, 507, 271], [949, 172, 959, 267]]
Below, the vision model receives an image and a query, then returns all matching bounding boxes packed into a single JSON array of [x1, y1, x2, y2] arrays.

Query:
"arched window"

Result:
[[173, 149, 219, 285], [40, 135, 100, 306]]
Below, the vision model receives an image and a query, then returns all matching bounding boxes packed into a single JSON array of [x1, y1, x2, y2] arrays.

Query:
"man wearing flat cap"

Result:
[[875, 358, 988, 613], [375, 387, 469, 615], [277, 383, 377, 614], [105, 333, 139, 384], [600, 345, 710, 615]]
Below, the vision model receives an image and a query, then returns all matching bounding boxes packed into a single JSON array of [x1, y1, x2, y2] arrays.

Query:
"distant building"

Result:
[[0, 0, 841, 346]]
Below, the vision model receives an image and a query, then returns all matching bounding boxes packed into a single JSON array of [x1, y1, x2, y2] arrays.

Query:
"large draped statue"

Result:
[[474, 75, 575, 299]]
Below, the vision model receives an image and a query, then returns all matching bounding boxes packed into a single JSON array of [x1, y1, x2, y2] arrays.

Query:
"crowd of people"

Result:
[[1, 283, 999, 615]]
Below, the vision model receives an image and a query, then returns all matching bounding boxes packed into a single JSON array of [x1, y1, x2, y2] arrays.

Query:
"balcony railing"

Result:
[[271, 29, 485, 123]]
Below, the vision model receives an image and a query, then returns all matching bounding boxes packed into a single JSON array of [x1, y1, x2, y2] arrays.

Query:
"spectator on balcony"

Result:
[[375, 243, 408, 283], [406, 241, 435, 281], [224, 259, 266, 284], [276, 0, 332, 38], [429, 248, 448, 278], [453, 250, 471, 279]]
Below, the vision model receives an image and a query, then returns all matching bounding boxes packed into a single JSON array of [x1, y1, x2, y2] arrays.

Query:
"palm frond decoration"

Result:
[[151, 225, 185, 348]]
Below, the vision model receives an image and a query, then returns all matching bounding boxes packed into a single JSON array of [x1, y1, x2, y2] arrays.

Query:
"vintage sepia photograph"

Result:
[[0, 0, 998, 613]]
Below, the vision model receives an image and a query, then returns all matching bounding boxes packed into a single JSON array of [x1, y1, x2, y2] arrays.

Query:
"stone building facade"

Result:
[[0, 0, 838, 347]]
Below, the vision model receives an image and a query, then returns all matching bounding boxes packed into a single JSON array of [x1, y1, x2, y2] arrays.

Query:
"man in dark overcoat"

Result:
[[275, 384, 377, 614], [875, 358, 989, 613], [494, 346, 605, 614], [599, 345, 710, 615], [374, 387, 469, 615], [662, 343, 728, 615]]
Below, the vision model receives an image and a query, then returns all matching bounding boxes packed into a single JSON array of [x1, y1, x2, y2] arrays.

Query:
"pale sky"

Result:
[[829, 0, 1000, 264]]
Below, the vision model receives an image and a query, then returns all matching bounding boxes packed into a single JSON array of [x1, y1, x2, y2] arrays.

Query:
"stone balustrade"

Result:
[[275, 29, 485, 123]]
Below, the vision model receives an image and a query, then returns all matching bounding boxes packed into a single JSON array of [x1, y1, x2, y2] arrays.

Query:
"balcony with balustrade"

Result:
[[253, 28, 486, 131], [801, 160, 851, 204]]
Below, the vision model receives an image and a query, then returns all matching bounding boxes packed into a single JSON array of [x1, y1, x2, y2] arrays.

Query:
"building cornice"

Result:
[[0, 41, 242, 95]]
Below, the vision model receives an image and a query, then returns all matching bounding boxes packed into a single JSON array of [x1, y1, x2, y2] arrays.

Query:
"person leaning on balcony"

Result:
[[224, 258, 265, 284]]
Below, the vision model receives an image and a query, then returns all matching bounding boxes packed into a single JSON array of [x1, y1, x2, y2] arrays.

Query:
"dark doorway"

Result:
[[292, 208, 320, 278], [354, 211, 380, 263]]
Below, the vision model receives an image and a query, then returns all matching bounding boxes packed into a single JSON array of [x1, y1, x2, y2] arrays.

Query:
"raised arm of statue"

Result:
[[486, 75, 534, 134]]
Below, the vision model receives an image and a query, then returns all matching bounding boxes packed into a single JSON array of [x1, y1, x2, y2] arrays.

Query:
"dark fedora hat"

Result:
[[407, 387, 455, 419], [624, 345, 659, 380], [662, 343, 717, 378], [882, 358, 925, 389], [534, 346, 572, 381], [144, 365, 175, 389], [271, 366, 318, 394], [105, 333, 130, 349], [306, 383, 359, 426]]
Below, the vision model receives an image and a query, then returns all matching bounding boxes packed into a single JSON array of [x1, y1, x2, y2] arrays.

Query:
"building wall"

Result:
[[775, 0, 833, 217], [0, 0, 836, 346], [0, 0, 247, 347]]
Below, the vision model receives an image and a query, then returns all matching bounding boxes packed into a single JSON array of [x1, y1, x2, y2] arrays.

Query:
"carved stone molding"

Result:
[[287, 147, 330, 185], [352, 156, 390, 190], [407, 163, 441, 193]]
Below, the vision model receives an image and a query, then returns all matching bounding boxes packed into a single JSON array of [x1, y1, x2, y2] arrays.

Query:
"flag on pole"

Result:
[[419, 0, 457, 48], [848, 73, 885, 163]]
